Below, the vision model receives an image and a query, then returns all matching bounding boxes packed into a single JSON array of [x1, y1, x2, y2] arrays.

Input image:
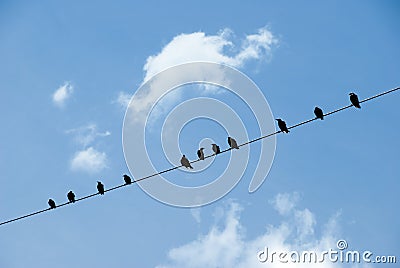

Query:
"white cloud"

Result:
[[190, 208, 201, 224], [66, 124, 111, 147], [67, 124, 110, 174], [53, 81, 73, 107], [70, 147, 108, 173], [157, 193, 363, 268], [128, 27, 278, 124], [143, 27, 277, 83], [294, 208, 316, 240], [114, 91, 132, 109], [269, 192, 300, 216]]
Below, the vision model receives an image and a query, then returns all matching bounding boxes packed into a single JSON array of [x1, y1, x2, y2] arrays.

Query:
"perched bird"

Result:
[[197, 148, 205, 160], [314, 107, 324, 120], [349, 92, 361, 108], [276, 119, 290, 133], [227, 137, 239, 149], [212, 144, 221, 154], [67, 191, 75, 203], [48, 199, 56, 209], [123, 174, 132, 185], [181, 155, 193, 169], [97, 181, 105, 195]]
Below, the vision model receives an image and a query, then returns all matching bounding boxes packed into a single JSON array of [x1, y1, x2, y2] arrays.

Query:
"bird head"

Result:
[[182, 154, 186, 157], [200, 147, 204, 150], [275, 118, 281, 121], [349, 92, 355, 96]]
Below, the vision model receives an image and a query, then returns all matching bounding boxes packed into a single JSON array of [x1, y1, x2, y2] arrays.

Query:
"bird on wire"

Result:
[[97, 181, 105, 195], [181, 155, 193, 169], [276, 118, 290, 133], [212, 144, 221, 155], [123, 174, 132, 185], [197, 148, 205, 160], [227, 137, 239, 149], [67, 191, 75, 203], [314, 107, 324, 120], [349, 92, 361, 108], [48, 199, 56, 209]]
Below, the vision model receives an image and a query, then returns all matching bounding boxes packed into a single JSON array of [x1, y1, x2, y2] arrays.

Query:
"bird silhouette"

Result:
[[227, 137, 239, 149], [67, 191, 75, 203], [197, 148, 205, 160], [314, 107, 324, 120], [123, 174, 132, 185], [212, 144, 221, 154], [276, 119, 290, 133], [349, 92, 361, 108], [181, 155, 193, 169], [48, 199, 56, 209], [97, 181, 105, 195]]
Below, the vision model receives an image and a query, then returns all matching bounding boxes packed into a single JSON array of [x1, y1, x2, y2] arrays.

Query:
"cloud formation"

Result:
[[67, 124, 110, 174], [53, 81, 73, 107], [70, 147, 108, 173], [157, 193, 362, 268], [143, 27, 277, 82], [122, 27, 278, 122], [269, 192, 300, 216], [66, 124, 111, 147], [114, 91, 132, 109]]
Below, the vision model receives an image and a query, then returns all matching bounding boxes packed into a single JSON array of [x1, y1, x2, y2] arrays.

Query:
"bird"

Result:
[[123, 174, 132, 185], [212, 144, 221, 154], [349, 92, 361, 108], [276, 119, 290, 133], [67, 191, 75, 203], [197, 148, 205, 160], [181, 155, 193, 169], [97, 181, 105, 195], [314, 107, 324, 120], [227, 137, 239, 149], [48, 199, 56, 209]]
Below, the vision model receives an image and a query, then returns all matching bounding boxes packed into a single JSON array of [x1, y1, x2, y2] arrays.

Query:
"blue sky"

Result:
[[0, 1, 399, 267]]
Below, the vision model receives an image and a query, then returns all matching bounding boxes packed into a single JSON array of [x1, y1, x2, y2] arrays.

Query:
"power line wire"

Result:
[[0, 86, 398, 227]]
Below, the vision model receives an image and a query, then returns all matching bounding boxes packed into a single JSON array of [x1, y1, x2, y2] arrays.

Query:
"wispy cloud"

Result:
[[66, 124, 111, 147], [113, 91, 132, 110], [52, 81, 74, 108], [157, 193, 349, 268], [67, 124, 110, 174], [70, 147, 108, 174], [269, 192, 300, 216], [190, 208, 201, 224]]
